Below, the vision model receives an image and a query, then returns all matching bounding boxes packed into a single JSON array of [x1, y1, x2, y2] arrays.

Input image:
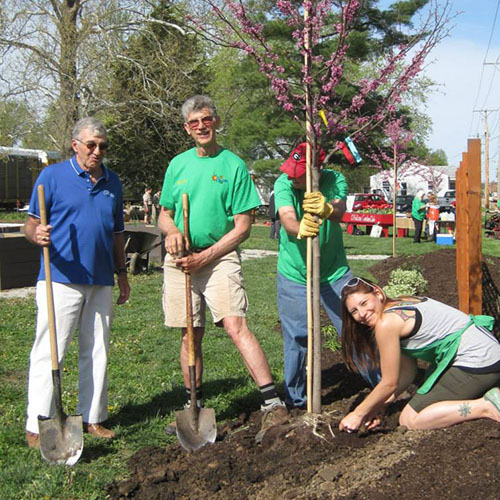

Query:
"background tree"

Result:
[[0, 99, 48, 148], [103, 2, 208, 198], [193, 0, 449, 175], [427, 147, 448, 165], [0, 0, 186, 155]]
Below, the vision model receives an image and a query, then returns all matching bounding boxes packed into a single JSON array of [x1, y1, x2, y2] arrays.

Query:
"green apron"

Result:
[[401, 315, 495, 394]]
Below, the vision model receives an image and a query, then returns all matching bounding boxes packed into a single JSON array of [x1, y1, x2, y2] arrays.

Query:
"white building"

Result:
[[370, 162, 456, 200]]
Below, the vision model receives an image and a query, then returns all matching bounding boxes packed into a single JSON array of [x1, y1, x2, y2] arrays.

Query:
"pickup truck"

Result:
[[437, 190, 455, 210]]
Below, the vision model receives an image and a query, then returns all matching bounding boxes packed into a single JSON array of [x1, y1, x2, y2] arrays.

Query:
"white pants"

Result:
[[26, 282, 113, 433]]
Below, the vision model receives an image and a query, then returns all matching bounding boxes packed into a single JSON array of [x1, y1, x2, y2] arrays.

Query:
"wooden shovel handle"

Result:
[[182, 193, 195, 368], [37, 185, 60, 372]]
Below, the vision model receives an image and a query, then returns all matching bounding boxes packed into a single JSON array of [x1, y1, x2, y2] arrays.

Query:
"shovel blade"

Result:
[[175, 407, 217, 452], [38, 414, 83, 466]]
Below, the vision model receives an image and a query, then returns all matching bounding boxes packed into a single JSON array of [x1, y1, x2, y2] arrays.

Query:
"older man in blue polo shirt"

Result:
[[23, 117, 130, 449]]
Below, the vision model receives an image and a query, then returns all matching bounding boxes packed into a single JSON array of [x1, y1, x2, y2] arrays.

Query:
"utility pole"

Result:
[[483, 59, 500, 205], [473, 109, 496, 209], [485, 111, 490, 210]]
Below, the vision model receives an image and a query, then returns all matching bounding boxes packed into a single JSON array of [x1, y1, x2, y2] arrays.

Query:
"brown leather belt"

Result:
[[191, 246, 210, 253]]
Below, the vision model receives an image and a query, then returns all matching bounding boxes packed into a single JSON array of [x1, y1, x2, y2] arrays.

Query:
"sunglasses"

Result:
[[342, 277, 374, 292], [186, 115, 215, 130], [74, 137, 109, 152]]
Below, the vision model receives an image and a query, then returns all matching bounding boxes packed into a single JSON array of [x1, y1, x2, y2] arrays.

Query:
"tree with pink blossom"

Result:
[[188, 0, 452, 168], [188, 0, 453, 412]]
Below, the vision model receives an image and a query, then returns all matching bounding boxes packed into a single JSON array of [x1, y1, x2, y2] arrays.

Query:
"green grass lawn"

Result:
[[0, 222, 498, 499]]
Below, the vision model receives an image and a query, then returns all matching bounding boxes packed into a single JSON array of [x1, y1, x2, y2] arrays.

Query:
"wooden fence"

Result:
[[455, 138, 482, 314]]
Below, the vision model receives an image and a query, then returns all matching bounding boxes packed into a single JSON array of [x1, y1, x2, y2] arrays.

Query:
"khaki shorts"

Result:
[[162, 250, 248, 328]]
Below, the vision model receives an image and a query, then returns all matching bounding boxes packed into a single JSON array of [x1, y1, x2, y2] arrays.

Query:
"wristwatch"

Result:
[[115, 267, 127, 275]]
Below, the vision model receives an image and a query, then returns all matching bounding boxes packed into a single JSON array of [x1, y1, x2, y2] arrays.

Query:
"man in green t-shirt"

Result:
[[158, 96, 287, 441], [411, 190, 426, 243], [274, 143, 380, 408]]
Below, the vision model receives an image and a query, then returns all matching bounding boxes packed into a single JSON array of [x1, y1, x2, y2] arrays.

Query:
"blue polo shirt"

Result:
[[28, 156, 125, 286]]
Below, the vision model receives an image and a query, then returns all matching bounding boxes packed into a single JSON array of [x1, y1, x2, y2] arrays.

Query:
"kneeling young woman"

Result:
[[339, 277, 500, 433]]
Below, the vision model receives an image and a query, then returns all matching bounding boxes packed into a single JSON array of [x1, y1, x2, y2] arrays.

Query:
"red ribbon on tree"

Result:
[[338, 141, 355, 165]]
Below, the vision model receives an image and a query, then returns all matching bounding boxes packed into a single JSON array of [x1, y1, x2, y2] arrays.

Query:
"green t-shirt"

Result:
[[412, 197, 426, 221], [160, 147, 261, 248], [274, 170, 349, 285]]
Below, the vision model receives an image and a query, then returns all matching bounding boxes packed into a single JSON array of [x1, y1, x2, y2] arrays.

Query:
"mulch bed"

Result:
[[108, 249, 500, 500]]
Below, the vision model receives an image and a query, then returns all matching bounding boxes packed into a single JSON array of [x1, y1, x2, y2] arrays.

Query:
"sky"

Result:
[[413, 0, 500, 176]]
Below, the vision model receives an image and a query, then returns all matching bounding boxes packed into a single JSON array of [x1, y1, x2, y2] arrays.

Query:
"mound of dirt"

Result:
[[108, 250, 500, 500]]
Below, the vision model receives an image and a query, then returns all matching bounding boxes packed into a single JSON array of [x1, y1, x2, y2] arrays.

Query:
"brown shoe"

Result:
[[83, 422, 116, 439], [26, 431, 40, 449], [255, 402, 289, 444]]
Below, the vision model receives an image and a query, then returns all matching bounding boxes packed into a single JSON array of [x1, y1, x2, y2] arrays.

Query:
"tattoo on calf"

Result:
[[458, 403, 471, 417]]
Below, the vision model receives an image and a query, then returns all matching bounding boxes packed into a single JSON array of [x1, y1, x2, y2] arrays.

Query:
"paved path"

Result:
[[0, 251, 388, 299], [241, 250, 388, 261]]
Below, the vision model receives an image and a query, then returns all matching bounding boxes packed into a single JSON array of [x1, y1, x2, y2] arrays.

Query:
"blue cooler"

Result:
[[436, 233, 454, 245]]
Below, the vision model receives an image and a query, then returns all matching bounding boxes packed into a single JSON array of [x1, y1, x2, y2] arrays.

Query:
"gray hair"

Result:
[[416, 189, 425, 200], [181, 95, 217, 121], [72, 117, 107, 139]]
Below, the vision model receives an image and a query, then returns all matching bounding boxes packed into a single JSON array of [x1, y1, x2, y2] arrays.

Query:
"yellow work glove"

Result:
[[302, 191, 334, 219], [297, 213, 321, 239]]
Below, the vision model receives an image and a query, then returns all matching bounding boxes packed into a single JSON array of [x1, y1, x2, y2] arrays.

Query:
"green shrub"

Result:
[[322, 325, 341, 352], [383, 268, 428, 298]]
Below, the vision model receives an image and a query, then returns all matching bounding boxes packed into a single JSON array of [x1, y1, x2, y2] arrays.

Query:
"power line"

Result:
[[469, 0, 500, 135], [481, 60, 500, 109]]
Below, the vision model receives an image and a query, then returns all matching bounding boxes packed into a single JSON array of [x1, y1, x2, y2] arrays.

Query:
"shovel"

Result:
[[37, 184, 83, 466], [175, 193, 217, 452]]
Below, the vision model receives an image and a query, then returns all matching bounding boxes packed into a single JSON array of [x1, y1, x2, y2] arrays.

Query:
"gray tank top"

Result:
[[385, 297, 500, 370]]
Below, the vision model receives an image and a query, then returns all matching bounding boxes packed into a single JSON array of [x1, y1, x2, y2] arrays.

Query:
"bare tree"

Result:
[[0, 0, 185, 154]]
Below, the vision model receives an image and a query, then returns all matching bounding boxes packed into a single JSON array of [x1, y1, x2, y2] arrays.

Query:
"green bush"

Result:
[[322, 324, 341, 352], [383, 268, 428, 298]]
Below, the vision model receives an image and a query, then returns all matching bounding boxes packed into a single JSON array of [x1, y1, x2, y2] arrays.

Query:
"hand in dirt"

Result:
[[339, 411, 365, 433], [165, 230, 187, 258], [364, 416, 382, 430], [35, 223, 52, 247]]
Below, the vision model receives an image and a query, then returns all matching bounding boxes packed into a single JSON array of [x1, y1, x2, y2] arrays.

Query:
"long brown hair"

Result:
[[340, 277, 387, 373]]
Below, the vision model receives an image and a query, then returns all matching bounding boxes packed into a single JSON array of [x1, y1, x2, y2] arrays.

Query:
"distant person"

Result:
[[411, 189, 426, 243], [268, 190, 281, 239], [152, 189, 162, 225], [425, 192, 439, 240], [143, 187, 153, 224], [339, 277, 500, 433], [23, 117, 130, 448]]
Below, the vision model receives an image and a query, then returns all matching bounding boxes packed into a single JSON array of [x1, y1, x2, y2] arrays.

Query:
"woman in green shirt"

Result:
[[411, 190, 426, 243]]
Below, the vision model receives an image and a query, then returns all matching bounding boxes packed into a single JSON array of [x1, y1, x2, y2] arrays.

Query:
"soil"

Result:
[[108, 249, 500, 500]]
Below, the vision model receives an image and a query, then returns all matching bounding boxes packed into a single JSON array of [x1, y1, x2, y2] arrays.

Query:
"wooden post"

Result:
[[456, 138, 482, 314]]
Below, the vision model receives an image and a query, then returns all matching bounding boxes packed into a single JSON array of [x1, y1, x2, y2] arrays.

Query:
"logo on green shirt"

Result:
[[212, 174, 228, 184]]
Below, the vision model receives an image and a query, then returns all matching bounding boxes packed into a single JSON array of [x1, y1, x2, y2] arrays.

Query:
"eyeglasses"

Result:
[[342, 277, 374, 292], [186, 115, 215, 130], [74, 137, 109, 152]]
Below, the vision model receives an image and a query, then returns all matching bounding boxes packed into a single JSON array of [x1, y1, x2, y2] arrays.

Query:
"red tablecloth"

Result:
[[342, 212, 393, 237]]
